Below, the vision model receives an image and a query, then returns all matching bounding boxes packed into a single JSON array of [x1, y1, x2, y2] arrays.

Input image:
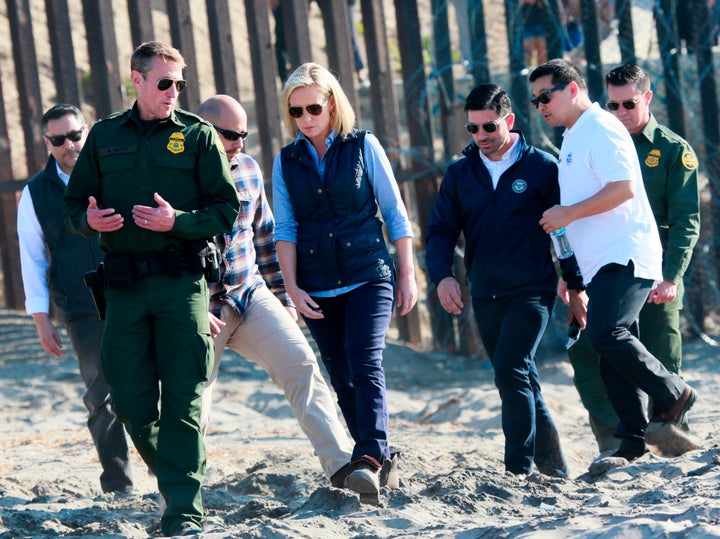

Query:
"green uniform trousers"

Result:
[[102, 272, 213, 535], [567, 279, 685, 452]]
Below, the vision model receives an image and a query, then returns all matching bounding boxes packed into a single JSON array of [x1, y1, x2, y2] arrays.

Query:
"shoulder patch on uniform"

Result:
[[681, 151, 698, 171], [645, 148, 660, 168], [167, 131, 185, 154]]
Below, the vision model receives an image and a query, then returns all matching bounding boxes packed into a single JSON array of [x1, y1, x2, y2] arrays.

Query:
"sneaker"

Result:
[[650, 386, 696, 426], [344, 456, 381, 505]]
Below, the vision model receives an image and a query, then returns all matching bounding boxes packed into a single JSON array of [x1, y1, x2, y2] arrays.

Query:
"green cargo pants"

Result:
[[102, 272, 213, 535]]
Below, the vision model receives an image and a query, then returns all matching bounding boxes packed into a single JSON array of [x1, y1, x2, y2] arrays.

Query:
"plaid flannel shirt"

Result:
[[209, 153, 292, 319]]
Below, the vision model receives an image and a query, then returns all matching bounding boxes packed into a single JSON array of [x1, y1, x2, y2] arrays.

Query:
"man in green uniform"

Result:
[[64, 41, 239, 537], [565, 64, 700, 453]]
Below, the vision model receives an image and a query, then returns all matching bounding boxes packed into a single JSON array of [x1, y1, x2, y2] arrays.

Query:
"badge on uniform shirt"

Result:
[[512, 179, 527, 193], [681, 151, 698, 171], [645, 148, 660, 167], [167, 132, 185, 154]]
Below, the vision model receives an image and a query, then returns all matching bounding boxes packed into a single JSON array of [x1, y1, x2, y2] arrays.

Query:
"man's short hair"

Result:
[[605, 64, 651, 94], [131, 41, 186, 74], [464, 84, 512, 117], [41, 104, 85, 132], [529, 58, 587, 91]]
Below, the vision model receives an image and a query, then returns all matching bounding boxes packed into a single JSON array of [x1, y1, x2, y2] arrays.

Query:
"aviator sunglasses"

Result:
[[606, 97, 640, 111], [288, 102, 326, 118], [213, 125, 248, 141], [465, 114, 509, 134], [45, 128, 84, 147], [142, 73, 187, 93], [530, 82, 569, 108]]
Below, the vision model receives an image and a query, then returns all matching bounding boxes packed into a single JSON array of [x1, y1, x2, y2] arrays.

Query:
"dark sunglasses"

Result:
[[288, 103, 325, 118], [530, 82, 569, 108], [606, 98, 640, 111], [143, 73, 187, 93], [465, 114, 509, 134], [213, 125, 248, 141], [45, 128, 84, 147]]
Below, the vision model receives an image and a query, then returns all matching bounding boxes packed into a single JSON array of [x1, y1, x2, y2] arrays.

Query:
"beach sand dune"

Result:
[[1, 307, 719, 538]]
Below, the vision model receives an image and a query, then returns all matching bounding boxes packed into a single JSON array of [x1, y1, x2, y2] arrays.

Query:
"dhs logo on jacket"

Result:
[[512, 179, 527, 193]]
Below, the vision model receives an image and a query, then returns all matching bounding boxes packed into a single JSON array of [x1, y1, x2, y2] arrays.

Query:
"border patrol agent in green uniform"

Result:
[[565, 64, 700, 453], [64, 41, 239, 537]]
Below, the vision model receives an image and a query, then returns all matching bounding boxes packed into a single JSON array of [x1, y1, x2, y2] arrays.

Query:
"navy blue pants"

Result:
[[473, 291, 569, 476], [585, 262, 685, 447], [303, 279, 394, 463]]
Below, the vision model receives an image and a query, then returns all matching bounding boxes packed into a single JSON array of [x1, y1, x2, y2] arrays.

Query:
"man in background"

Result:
[[17, 103, 133, 495]]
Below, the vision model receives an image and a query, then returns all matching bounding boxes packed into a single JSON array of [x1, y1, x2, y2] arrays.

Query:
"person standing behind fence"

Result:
[[196, 94, 362, 490], [64, 41, 240, 537], [522, 0, 549, 67], [426, 83, 579, 478], [17, 104, 133, 496], [531, 59, 697, 466], [272, 62, 417, 504]]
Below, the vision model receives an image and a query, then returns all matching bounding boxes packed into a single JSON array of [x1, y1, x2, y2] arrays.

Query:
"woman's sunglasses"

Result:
[[465, 114, 509, 134], [288, 103, 325, 118], [530, 82, 569, 108], [45, 129, 84, 147], [606, 98, 640, 111], [213, 125, 248, 141]]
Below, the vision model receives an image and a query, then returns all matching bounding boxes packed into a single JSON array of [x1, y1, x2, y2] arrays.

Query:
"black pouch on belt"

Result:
[[83, 263, 107, 320]]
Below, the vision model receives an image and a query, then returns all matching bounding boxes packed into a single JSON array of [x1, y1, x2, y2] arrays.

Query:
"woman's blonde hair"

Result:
[[280, 62, 356, 139]]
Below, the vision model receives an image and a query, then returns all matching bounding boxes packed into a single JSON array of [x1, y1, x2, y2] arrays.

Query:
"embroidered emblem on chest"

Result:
[[512, 179, 527, 193], [167, 132, 185, 154], [645, 148, 660, 168]]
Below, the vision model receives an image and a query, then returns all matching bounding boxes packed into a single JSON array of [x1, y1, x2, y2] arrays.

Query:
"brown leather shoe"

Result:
[[650, 386, 696, 426]]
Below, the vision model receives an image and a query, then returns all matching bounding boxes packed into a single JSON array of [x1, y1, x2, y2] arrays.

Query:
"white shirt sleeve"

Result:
[[17, 185, 50, 314]]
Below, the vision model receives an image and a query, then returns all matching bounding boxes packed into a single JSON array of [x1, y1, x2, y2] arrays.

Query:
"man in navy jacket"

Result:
[[426, 83, 583, 476]]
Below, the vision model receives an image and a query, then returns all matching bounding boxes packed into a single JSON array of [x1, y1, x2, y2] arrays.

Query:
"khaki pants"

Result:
[[202, 286, 353, 478]]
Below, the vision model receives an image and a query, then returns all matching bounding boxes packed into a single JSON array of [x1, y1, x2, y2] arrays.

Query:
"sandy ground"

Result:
[[1, 306, 719, 538]]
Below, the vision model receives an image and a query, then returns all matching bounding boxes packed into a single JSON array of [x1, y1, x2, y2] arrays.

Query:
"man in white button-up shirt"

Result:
[[17, 104, 133, 494]]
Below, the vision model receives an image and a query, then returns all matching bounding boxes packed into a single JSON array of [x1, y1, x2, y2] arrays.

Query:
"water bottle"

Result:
[[551, 228, 573, 259]]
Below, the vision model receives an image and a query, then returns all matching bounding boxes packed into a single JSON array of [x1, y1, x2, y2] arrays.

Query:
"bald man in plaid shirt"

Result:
[[197, 95, 357, 486]]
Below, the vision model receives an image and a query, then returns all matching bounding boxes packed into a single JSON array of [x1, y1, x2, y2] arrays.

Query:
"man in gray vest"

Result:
[[17, 104, 133, 494]]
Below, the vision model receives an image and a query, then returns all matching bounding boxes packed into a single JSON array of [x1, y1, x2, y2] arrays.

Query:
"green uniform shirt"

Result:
[[64, 104, 239, 256], [632, 114, 700, 285]]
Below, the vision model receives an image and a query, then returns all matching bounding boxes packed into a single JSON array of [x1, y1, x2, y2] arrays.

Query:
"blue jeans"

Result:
[[585, 262, 685, 446], [303, 279, 394, 463], [473, 291, 569, 476]]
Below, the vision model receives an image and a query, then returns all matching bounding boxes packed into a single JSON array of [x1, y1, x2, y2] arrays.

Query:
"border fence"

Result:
[[0, 0, 718, 358]]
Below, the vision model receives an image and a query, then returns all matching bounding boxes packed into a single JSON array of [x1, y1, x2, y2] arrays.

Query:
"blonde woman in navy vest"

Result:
[[272, 62, 417, 504]]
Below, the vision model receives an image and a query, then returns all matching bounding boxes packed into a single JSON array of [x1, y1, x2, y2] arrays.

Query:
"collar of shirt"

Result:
[[635, 112, 659, 144], [55, 161, 70, 186], [297, 129, 336, 178], [478, 133, 521, 189]]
